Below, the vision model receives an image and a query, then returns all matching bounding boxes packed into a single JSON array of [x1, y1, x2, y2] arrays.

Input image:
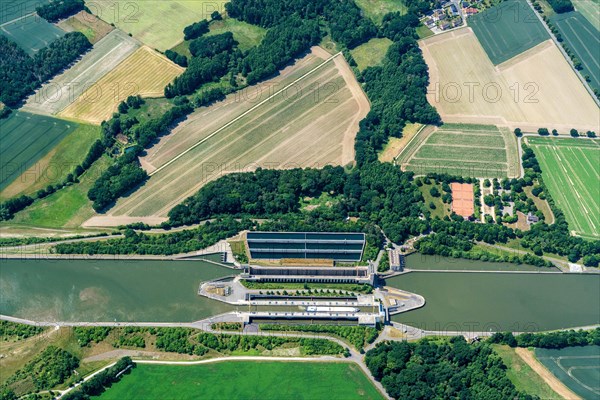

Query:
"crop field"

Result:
[[23, 30, 140, 117], [57, 10, 114, 44], [573, 0, 600, 30], [397, 123, 519, 178], [89, 0, 227, 51], [98, 362, 384, 400], [0, 0, 51, 24], [0, 112, 77, 192], [528, 137, 600, 239], [354, 0, 407, 24], [468, 0, 549, 65], [535, 346, 600, 400], [551, 11, 600, 92], [59, 46, 183, 124], [89, 48, 369, 224], [0, 123, 100, 200], [420, 28, 600, 133], [0, 13, 64, 56], [350, 38, 393, 71]]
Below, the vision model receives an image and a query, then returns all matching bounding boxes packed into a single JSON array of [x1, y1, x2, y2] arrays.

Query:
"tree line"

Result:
[[489, 328, 600, 349], [61, 357, 135, 400], [0, 32, 91, 107], [36, 0, 85, 22]]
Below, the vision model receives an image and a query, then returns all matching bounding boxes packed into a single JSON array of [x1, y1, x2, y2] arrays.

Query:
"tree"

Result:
[[514, 128, 522, 136], [211, 11, 222, 20], [429, 186, 440, 197], [570, 128, 578, 136], [538, 128, 549, 135]]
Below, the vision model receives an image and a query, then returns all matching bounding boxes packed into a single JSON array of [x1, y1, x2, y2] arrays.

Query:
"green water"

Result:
[[405, 253, 556, 271], [387, 272, 600, 332], [0, 259, 235, 322]]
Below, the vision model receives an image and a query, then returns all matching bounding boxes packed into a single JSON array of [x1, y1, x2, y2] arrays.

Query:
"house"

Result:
[[527, 213, 540, 224]]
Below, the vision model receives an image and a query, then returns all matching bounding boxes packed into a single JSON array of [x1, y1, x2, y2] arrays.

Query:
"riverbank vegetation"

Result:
[[489, 328, 600, 349], [62, 357, 135, 400], [366, 337, 537, 399], [0, 322, 45, 341], [260, 324, 379, 351]]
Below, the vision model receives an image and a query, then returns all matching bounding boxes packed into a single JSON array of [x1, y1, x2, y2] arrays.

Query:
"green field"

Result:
[[0, 0, 52, 24], [90, 0, 227, 51], [536, 346, 600, 400], [528, 137, 600, 239], [573, 0, 600, 30], [0, 112, 77, 191], [469, 0, 550, 64], [0, 123, 100, 200], [398, 124, 519, 178], [551, 11, 600, 93], [354, 0, 407, 24], [350, 38, 392, 71], [0, 14, 64, 55], [492, 345, 561, 399], [98, 362, 384, 400]]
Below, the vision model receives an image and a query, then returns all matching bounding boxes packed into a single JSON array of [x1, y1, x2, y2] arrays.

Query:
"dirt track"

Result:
[[515, 347, 581, 400]]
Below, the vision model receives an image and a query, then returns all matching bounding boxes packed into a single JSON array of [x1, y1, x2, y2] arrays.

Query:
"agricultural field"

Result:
[[535, 346, 600, 400], [573, 0, 600, 30], [0, 0, 52, 24], [420, 28, 600, 133], [378, 123, 425, 163], [0, 13, 64, 56], [397, 124, 519, 178], [350, 38, 393, 71], [57, 10, 113, 44], [90, 48, 369, 224], [98, 362, 384, 400], [551, 11, 600, 93], [10, 155, 112, 228], [0, 123, 100, 200], [59, 46, 183, 124], [468, 0, 549, 65], [22, 30, 140, 117], [492, 345, 562, 399], [89, 0, 227, 51], [0, 112, 77, 192], [527, 137, 600, 239], [354, 0, 407, 24]]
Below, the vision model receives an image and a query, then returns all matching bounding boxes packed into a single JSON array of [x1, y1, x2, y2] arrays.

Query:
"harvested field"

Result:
[[89, 48, 370, 224], [451, 183, 474, 217], [469, 0, 549, 65], [0, 13, 64, 55], [350, 38, 393, 71], [57, 10, 113, 44], [59, 46, 183, 124], [89, 0, 227, 51], [22, 30, 140, 117], [421, 28, 600, 133], [397, 123, 518, 178], [527, 137, 599, 239], [551, 11, 600, 93], [0, 123, 100, 200], [535, 346, 600, 400], [0, 112, 77, 192]]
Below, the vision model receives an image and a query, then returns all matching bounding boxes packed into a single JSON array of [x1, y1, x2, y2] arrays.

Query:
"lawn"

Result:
[[102, 49, 369, 221], [492, 345, 561, 399], [11, 156, 112, 228], [350, 38, 392, 71], [0, 123, 100, 200], [89, 0, 228, 51], [59, 46, 183, 124], [419, 183, 450, 219], [354, 0, 407, 24], [551, 11, 600, 93], [535, 346, 600, 400], [0, 13, 64, 55], [528, 137, 600, 239], [22, 29, 140, 116], [468, 0, 550, 64], [98, 362, 384, 400], [0, 112, 77, 192], [398, 124, 517, 178]]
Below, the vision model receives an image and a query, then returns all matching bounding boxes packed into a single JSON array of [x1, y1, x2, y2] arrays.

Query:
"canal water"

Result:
[[386, 271, 600, 332], [0, 258, 234, 322], [405, 253, 557, 271]]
